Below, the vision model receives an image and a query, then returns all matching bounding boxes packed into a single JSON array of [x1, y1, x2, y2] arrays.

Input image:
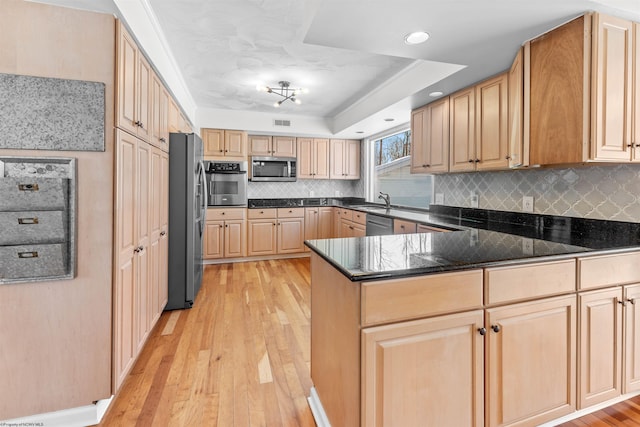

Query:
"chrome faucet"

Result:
[[378, 192, 391, 209]]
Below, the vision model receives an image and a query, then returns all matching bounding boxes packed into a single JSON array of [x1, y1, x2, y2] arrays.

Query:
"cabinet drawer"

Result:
[[0, 177, 68, 211], [485, 259, 576, 305], [0, 243, 68, 282], [0, 211, 66, 245], [352, 211, 366, 225], [361, 269, 483, 326], [277, 207, 304, 218], [578, 252, 640, 290], [340, 209, 353, 221], [247, 208, 277, 219], [207, 208, 246, 221]]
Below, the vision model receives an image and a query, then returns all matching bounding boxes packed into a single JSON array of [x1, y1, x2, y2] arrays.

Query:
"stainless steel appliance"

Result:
[[166, 133, 207, 310], [366, 214, 394, 236], [205, 160, 248, 206], [250, 156, 297, 182]]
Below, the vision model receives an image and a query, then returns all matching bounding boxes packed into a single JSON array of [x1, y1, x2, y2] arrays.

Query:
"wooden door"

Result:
[[150, 73, 163, 148], [344, 139, 360, 179], [297, 137, 314, 178], [425, 98, 450, 173], [304, 208, 319, 240], [273, 136, 297, 157], [476, 73, 509, 170], [318, 207, 333, 239], [486, 295, 576, 427], [591, 14, 633, 162], [159, 150, 169, 310], [224, 220, 245, 258], [204, 221, 224, 259], [314, 138, 330, 179], [202, 128, 225, 156], [330, 139, 346, 179], [578, 287, 623, 408], [278, 218, 305, 253], [136, 54, 152, 142], [135, 140, 151, 352], [508, 48, 526, 168], [168, 98, 180, 133], [410, 108, 428, 173], [224, 130, 246, 157], [247, 220, 277, 256], [394, 219, 417, 234], [333, 208, 342, 238], [449, 87, 476, 171], [248, 135, 272, 156], [362, 310, 484, 427], [340, 219, 354, 238], [352, 223, 366, 237], [624, 284, 640, 393], [634, 23, 640, 162], [116, 24, 138, 136], [159, 88, 169, 151], [148, 147, 163, 326]]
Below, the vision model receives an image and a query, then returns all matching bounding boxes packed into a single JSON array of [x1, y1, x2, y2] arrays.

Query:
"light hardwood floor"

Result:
[[98, 257, 640, 426], [99, 259, 315, 426]]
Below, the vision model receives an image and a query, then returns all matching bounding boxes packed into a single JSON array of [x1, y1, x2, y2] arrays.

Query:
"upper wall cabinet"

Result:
[[297, 138, 330, 179], [330, 139, 360, 180], [202, 128, 247, 159], [527, 13, 639, 165], [508, 47, 527, 168], [248, 135, 297, 157], [411, 97, 450, 174]]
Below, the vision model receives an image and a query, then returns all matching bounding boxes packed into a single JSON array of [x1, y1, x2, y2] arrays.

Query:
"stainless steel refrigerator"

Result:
[[166, 132, 207, 310]]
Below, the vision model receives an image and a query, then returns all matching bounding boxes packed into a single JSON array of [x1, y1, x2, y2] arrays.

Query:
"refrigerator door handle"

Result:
[[197, 160, 207, 236]]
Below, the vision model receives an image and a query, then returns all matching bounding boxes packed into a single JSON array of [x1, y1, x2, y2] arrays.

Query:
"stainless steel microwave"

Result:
[[250, 156, 297, 182]]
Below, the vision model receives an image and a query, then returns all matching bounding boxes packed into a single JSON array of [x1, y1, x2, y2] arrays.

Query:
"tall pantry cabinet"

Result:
[[113, 21, 178, 391]]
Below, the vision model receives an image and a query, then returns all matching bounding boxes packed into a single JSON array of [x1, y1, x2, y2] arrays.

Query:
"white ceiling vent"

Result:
[[273, 119, 291, 127]]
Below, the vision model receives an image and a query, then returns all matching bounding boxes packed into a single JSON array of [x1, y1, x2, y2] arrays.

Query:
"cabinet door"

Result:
[[247, 219, 277, 256], [116, 24, 138, 136], [314, 138, 330, 179], [352, 223, 366, 237], [340, 218, 354, 238], [476, 73, 509, 170], [362, 310, 484, 427], [304, 208, 319, 253], [591, 14, 634, 162], [159, 88, 169, 151], [136, 54, 152, 142], [135, 141, 151, 353], [168, 98, 180, 133], [318, 207, 333, 239], [624, 284, 640, 393], [579, 287, 623, 408], [278, 218, 305, 253], [224, 220, 245, 258], [333, 209, 342, 238], [486, 295, 576, 427], [425, 97, 450, 173], [273, 136, 297, 157], [634, 22, 640, 161], [159, 150, 169, 310], [508, 48, 526, 168], [330, 139, 346, 179], [224, 130, 247, 157], [344, 139, 361, 179], [202, 128, 225, 156], [248, 135, 272, 156], [394, 219, 417, 234], [204, 221, 224, 259], [150, 72, 162, 148], [449, 87, 476, 171], [297, 137, 314, 178], [410, 108, 428, 173]]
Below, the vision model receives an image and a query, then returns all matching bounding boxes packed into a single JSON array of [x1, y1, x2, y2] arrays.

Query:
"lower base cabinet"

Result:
[[247, 208, 305, 256], [204, 208, 246, 259]]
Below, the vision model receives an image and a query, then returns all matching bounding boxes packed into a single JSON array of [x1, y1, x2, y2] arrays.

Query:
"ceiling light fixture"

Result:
[[404, 31, 430, 45], [429, 91, 444, 97], [384, 118, 395, 122], [256, 81, 307, 107]]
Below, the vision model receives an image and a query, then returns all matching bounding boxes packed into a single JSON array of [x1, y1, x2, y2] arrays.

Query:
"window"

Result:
[[366, 126, 433, 209]]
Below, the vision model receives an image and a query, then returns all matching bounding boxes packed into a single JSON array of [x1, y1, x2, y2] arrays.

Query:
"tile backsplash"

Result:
[[247, 179, 361, 199], [434, 164, 640, 223]]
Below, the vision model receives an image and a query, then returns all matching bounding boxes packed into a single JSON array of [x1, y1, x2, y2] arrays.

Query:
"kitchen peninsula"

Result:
[[305, 219, 640, 427]]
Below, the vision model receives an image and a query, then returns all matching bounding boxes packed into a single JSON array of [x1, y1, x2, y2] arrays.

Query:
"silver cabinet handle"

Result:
[[18, 251, 38, 259], [18, 217, 39, 225]]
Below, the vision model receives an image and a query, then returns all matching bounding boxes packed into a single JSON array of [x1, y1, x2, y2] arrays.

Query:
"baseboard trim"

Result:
[[204, 252, 310, 265], [538, 391, 640, 426], [1, 396, 113, 427], [307, 387, 331, 427]]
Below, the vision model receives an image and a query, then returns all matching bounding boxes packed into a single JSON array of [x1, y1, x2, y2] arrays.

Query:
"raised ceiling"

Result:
[[28, 0, 640, 138]]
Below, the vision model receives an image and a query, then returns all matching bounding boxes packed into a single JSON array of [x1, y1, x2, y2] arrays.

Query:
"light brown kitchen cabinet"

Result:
[[362, 310, 485, 427], [394, 219, 417, 234], [297, 137, 330, 179], [272, 136, 297, 157], [624, 284, 640, 393], [247, 217, 277, 256], [248, 135, 272, 156], [304, 207, 333, 252], [330, 139, 360, 179], [202, 128, 247, 158], [339, 209, 366, 238], [204, 208, 246, 259], [449, 87, 476, 172], [411, 97, 450, 173], [416, 224, 450, 233], [247, 208, 304, 255], [248, 135, 297, 157], [277, 208, 305, 253], [508, 47, 527, 168], [168, 98, 180, 133], [150, 73, 169, 151], [475, 73, 509, 170]]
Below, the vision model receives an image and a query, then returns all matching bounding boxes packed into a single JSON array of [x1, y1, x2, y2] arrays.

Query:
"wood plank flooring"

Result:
[[98, 257, 640, 426], [99, 259, 315, 426]]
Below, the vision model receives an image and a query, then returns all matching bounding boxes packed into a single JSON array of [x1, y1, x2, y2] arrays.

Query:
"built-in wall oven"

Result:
[[205, 160, 248, 206]]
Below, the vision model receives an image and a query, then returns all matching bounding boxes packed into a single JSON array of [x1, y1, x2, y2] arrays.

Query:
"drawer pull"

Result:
[[18, 251, 38, 259], [18, 217, 39, 225], [18, 183, 39, 191]]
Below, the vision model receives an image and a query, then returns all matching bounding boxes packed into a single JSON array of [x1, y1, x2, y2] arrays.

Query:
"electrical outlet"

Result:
[[435, 193, 444, 204], [470, 193, 479, 208], [522, 196, 534, 213], [309, 190, 315, 197], [334, 190, 341, 197], [522, 238, 534, 255]]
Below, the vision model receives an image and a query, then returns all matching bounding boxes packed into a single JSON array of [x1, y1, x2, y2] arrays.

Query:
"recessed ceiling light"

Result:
[[429, 91, 444, 97], [356, 131, 364, 134], [404, 31, 430, 45], [384, 118, 395, 122]]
